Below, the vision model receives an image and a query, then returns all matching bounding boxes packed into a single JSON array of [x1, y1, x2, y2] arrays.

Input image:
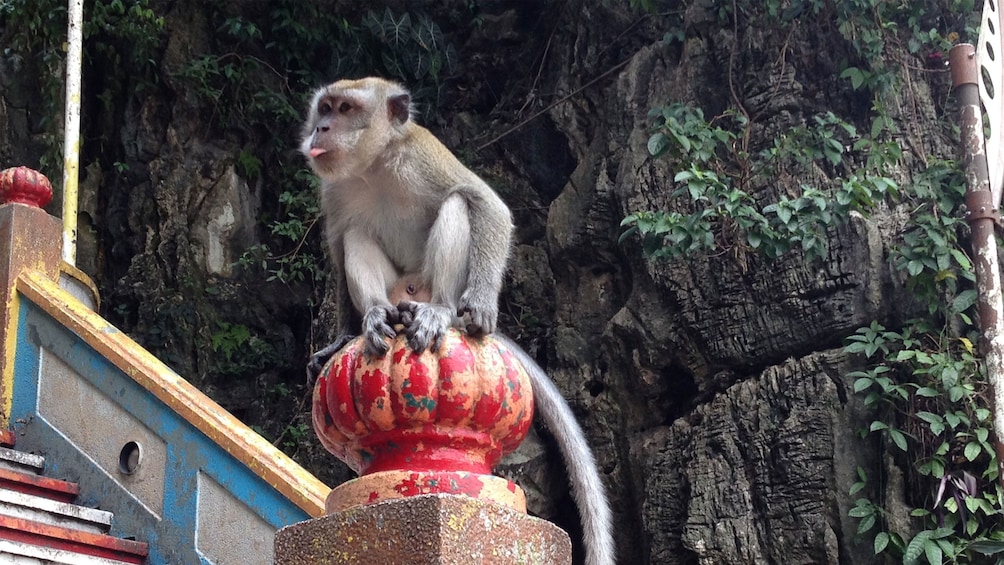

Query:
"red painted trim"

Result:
[[0, 515, 147, 563], [0, 466, 79, 503], [0, 430, 15, 448]]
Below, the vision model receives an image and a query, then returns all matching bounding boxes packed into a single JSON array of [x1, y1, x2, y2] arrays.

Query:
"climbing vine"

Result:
[[621, 1, 996, 562]]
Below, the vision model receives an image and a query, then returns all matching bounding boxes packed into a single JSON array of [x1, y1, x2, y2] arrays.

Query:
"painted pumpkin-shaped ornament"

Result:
[[311, 327, 534, 476], [0, 167, 53, 208]]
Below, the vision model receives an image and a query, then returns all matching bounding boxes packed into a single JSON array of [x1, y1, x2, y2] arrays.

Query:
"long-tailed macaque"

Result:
[[302, 77, 614, 565]]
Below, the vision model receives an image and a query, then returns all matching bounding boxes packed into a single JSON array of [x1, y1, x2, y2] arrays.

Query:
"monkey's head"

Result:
[[300, 77, 413, 182]]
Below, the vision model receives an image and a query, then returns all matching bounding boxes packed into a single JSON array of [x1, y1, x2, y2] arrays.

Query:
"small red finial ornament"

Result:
[[0, 167, 53, 208], [312, 328, 535, 512]]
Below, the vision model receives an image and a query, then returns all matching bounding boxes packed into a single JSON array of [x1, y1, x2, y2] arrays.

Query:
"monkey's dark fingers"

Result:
[[465, 322, 487, 338], [406, 326, 445, 354]]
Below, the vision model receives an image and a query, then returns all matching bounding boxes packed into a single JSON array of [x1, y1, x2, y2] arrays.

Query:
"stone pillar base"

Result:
[[275, 493, 571, 565]]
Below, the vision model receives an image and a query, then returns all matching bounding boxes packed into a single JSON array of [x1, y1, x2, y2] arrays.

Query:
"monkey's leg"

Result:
[[344, 228, 403, 357], [407, 193, 471, 352], [455, 186, 512, 337]]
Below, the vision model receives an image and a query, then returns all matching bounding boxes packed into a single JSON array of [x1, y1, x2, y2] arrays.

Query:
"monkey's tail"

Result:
[[495, 334, 615, 565]]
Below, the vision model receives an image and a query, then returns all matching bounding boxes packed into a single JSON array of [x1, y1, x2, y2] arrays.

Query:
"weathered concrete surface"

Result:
[[275, 494, 571, 565]]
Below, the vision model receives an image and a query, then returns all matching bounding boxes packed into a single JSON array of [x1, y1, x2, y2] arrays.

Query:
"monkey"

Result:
[[301, 77, 615, 565]]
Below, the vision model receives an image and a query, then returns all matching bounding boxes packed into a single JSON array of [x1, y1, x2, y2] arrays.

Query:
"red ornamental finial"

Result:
[[313, 328, 534, 475], [312, 328, 534, 512], [0, 167, 53, 208]]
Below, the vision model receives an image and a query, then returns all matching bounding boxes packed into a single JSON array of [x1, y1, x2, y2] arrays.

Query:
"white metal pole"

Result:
[[62, 0, 83, 266]]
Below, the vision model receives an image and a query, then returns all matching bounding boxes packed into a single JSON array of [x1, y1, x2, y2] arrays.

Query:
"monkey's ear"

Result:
[[388, 93, 411, 125]]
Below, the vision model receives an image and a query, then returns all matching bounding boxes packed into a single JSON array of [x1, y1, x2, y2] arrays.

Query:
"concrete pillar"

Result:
[[0, 167, 60, 428]]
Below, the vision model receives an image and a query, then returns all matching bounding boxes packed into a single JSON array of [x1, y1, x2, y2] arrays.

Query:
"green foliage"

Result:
[[834, 0, 976, 96], [842, 157, 997, 562], [237, 169, 323, 286], [361, 8, 457, 98], [620, 104, 898, 264], [0, 0, 164, 177], [845, 314, 1004, 563], [209, 321, 280, 378], [893, 161, 975, 309], [176, 5, 457, 131]]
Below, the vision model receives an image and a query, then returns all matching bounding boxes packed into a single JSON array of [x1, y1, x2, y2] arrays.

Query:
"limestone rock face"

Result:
[[0, 0, 960, 562]]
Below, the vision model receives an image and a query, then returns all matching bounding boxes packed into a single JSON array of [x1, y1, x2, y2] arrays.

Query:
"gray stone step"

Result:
[[0, 447, 44, 475], [0, 538, 141, 564], [0, 489, 113, 534]]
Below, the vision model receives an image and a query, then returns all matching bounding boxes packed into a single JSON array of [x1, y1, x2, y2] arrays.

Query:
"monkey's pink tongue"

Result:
[[309, 147, 328, 158]]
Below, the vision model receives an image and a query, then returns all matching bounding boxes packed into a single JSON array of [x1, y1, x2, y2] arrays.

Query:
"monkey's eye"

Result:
[[318, 101, 333, 115], [338, 102, 352, 114]]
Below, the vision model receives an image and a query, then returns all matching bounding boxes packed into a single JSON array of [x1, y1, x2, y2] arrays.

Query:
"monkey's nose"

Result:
[[317, 126, 329, 133]]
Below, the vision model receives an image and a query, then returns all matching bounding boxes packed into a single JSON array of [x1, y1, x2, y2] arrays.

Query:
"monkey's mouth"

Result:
[[309, 147, 329, 158]]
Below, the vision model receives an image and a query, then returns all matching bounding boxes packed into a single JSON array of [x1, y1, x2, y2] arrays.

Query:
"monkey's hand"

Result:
[[362, 304, 401, 358], [458, 289, 499, 338], [306, 333, 355, 385], [398, 301, 451, 353]]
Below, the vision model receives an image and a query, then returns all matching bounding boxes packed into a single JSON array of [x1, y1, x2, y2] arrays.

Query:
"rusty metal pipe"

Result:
[[950, 43, 1004, 483]]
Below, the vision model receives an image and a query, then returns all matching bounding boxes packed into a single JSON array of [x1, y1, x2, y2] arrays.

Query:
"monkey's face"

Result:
[[301, 78, 411, 183]]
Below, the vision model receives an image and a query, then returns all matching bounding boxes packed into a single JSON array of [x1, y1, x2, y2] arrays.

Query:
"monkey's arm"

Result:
[[343, 227, 402, 357]]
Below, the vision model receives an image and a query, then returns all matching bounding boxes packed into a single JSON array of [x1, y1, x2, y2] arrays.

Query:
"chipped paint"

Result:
[[0, 203, 62, 428], [325, 468, 525, 514]]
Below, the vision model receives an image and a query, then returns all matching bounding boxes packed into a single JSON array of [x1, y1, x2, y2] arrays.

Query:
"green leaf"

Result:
[[874, 531, 889, 554], [969, 540, 1004, 556], [903, 530, 932, 565], [777, 206, 792, 225], [841, 67, 865, 90], [952, 289, 978, 314], [648, 133, 669, 157], [869, 421, 889, 432], [924, 538, 943, 565], [888, 428, 908, 451], [964, 441, 982, 461], [849, 499, 875, 518]]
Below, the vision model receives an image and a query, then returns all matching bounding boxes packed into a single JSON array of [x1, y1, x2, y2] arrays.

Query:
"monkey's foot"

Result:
[[307, 333, 356, 384], [458, 289, 499, 338], [397, 301, 452, 353]]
